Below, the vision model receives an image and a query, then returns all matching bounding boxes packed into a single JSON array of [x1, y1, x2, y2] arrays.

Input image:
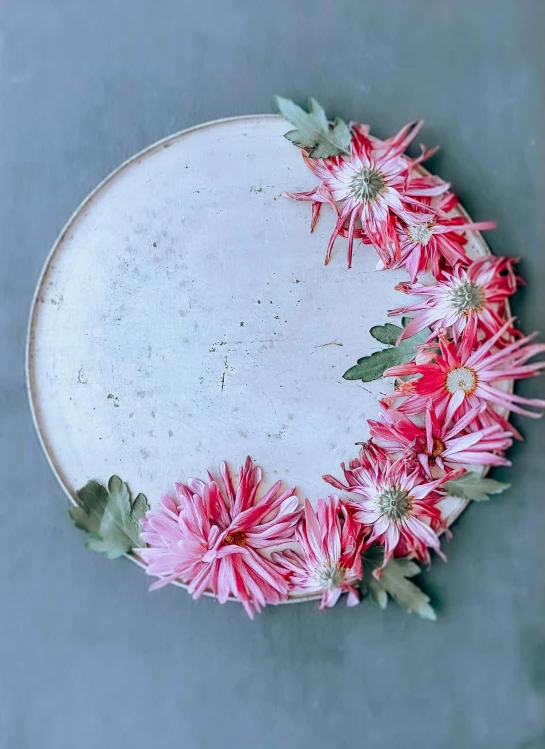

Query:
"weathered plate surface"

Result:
[[27, 114, 502, 590]]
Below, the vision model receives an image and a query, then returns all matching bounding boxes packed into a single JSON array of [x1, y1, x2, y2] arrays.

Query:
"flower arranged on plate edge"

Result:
[[277, 98, 496, 272], [368, 402, 513, 477], [283, 121, 449, 268], [323, 443, 460, 566], [273, 497, 365, 609], [387, 192, 497, 282], [390, 255, 519, 343], [69, 97, 545, 621], [135, 99, 543, 616], [384, 320, 545, 435], [138, 457, 301, 618]]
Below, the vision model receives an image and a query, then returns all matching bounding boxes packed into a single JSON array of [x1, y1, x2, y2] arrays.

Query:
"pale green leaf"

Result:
[[275, 95, 351, 158], [379, 558, 436, 620], [69, 475, 149, 558], [369, 323, 403, 346], [444, 472, 511, 502], [398, 327, 430, 352], [85, 535, 127, 559], [361, 546, 388, 609], [343, 348, 405, 382], [360, 547, 436, 620], [365, 576, 388, 609], [343, 323, 429, 382], [132, 493, 149, 523], [308, 97, 328, 130], [69, 480, 109, 534]]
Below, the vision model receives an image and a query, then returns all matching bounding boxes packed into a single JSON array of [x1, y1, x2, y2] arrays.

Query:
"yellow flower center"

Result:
[[430, 437, 446, 457], [445, 366, 478, 395], [407, 223, 433, 246]]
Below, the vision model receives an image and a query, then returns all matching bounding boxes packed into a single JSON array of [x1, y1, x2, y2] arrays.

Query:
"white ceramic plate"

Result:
[[27, 114, 503, 592]]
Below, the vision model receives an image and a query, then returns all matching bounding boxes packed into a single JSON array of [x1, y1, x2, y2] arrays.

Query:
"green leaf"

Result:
[[361, 547, 436, 620], [379, 558, 436, 621], [343, 323, 429, 382], [343, 348, 405, 382], [361, 546, 388, 609], [369, 323, 403, 346], [69, 480, 109, 534], [69, 476, 149, 559], [362, 544, 386, 571], [365, 576, 388, 609], [444, 472, 511, 502], [275, 96, 351, 158]]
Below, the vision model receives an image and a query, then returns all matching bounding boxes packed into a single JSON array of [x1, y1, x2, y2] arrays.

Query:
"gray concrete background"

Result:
[[1, 2, 544, 747]]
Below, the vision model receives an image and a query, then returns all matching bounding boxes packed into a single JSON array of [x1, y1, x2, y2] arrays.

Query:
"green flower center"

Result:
[[316, 561, 346, 589], [378, 486, 413, 521], [350, 167, 386, 203], [445, 365, 478, 395], [449, 281, 485, 315], [407, 223, 433, 246]]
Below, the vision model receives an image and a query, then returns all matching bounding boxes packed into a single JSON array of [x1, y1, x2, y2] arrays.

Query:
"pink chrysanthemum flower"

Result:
[[384, 320, 545, 437], [385, 193, 496, 282], [368, 402, 512, 477], [273, 497, 364, 609], [138, 457, 302, 618], [323, 443, 459, 565], [389, 255, 519, 343], [284, 121, 449, 268]]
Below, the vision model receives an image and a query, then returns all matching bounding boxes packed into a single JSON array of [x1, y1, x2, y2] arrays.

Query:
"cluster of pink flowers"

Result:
[[138, 457, 368, 617], [284, 120, 496, 273], [139, 117, 545, 617]]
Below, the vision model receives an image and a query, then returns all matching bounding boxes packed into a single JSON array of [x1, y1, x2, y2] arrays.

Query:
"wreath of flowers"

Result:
[[69, 98, 545, 620]]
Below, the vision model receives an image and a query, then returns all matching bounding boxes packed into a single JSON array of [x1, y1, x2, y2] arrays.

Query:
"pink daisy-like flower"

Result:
[[384, 320, 545, 437], [389, 255, 519, 343], [323, 443, 459, 565], [368, 402, 512, 477], [138, 457, 302, 618], [386, 192, 497, 282], [273, 496, 365, 609], [284, 121, 449, 268]]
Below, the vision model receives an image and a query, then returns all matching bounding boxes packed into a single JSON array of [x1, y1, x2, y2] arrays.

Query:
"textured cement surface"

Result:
[[1, 2, 544, 748]]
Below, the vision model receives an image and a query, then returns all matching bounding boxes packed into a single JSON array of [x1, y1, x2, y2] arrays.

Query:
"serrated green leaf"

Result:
[[343, 347, 405, 382], [399, 327, 429, 350], [365, 577, 388, 609], [275, 95, 351, 158], [369, 323, 403, 346], [379, 558, 436, 620], [444, 472, 511, 501], [132, 493, 149, 521], [85, 535, 126, 559], [69, 475, 149, 558], [360, 547, 435, 620], [343, 324, 429, 382], [360, 547, 388, 609], [69, 480, 109, 534], [362, 545, 386, 571]]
